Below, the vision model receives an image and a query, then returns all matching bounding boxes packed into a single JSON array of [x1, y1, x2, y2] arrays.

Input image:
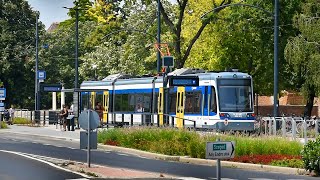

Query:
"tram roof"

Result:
[[80, 69, 251, 88]]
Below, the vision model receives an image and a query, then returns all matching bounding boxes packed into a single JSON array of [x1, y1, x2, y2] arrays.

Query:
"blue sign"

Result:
[[37, 70, 46, 80], [169, 76, 199, 87], [0, 102, 4, 107], [0, 88, 6, 99], [41, 84, 62, 92]]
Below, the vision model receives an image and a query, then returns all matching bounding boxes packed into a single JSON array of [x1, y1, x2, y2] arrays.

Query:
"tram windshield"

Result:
[[217, 79, 253, 112]]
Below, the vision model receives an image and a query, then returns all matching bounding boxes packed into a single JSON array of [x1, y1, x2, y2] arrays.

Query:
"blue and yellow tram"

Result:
[[79, 68, 255, 131]]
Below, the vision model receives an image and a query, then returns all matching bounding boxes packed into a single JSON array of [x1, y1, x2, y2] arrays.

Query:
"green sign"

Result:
[[213, 144, 226, 151]]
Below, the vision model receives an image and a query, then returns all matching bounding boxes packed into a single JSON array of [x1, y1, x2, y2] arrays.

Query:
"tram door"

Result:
[[176, 87, 185, 128], [90, 92, 96, 109], [102, 91, 109, 124], [158, 87, 164, 126]]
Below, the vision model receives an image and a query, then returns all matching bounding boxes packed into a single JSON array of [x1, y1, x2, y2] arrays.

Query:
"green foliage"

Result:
[[0, 121, 8, 129], [285, 0, 320, 115], [271, 159, 304, 168], [0, 0, 42, 109], [98, 128, 302, 159], [302, 136, 320, 175], [13, 117, 32, 125]]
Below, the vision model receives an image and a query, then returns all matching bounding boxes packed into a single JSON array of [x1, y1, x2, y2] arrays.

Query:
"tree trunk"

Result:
[[304, 85, 315, 118]]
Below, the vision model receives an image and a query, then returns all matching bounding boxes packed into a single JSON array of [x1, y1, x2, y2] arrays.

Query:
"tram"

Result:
[[79, 68, 255, 131]]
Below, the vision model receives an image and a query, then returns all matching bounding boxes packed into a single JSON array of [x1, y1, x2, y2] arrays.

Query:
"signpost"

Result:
[[0, 88, 6, 101], [37, 70, 46, 83], [79, 110, 99, 167], [206, 140, 235, 180]]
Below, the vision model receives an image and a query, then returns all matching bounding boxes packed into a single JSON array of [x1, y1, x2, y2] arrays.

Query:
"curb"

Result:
[[1, 129, 308, 176], [98, 144, 308, 176]]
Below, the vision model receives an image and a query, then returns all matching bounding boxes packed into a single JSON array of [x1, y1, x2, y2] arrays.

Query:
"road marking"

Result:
[[0, 150, 90, 178], [248, 179, 275, 180], [66, 179, 89, 180], [117, 153, 130, 156]]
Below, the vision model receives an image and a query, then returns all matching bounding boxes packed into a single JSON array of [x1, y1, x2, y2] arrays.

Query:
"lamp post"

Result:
[[201, 1, 279, 117], [63, 2, 82, 128], [157, 0, 161, 73], [35, 12, 39, 110], [92, 64, 97, 80]]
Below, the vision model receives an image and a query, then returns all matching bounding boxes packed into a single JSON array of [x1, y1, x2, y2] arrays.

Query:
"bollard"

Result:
[[282, 117, 286, 137], [269, 118, 272, 135], [303, 120, 307, 144], [273, 118, 277, 135], [171, 116, 174, 127], [292, 118, 296, 140], [43, 111, 46, 126], [316, 119, 319, 137], [30, 111, 33, 121]]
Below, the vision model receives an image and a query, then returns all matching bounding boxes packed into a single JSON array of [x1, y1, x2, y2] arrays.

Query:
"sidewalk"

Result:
[[2, 124, 81, 141], [0, 125, 310, 179], [0, 125, 177, 179]]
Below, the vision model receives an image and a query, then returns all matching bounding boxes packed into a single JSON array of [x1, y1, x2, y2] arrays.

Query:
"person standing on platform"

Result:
[[95, 102, 103, 127]]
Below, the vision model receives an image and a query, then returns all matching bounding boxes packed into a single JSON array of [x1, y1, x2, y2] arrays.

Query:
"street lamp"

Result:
[[201, 1, 279, 117], [92, 64, 97, 80], [35, 12, 39, 110], [63, 2, 83, 128]]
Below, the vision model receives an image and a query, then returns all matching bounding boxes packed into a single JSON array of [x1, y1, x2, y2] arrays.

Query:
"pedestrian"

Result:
[[95, 102, 103, 126], [59, 104, 68, 131], [9, 106, 14, 122]]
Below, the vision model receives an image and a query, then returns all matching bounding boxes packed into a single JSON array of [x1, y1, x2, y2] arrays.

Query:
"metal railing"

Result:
[[255, 116, 320, 143]]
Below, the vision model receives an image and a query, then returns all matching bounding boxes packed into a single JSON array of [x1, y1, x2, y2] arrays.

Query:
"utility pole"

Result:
[[157, 0, 161, 73], [273, 0, 279, 118], [35, 12, 39, 110]]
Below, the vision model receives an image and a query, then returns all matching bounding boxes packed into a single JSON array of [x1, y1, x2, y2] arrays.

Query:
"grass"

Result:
[[98, 127, 303, 159], [12, 117, 32, 125], [0, 121, 8, 128]]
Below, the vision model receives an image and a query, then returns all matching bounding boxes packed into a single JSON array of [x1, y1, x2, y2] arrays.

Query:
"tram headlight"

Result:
[[247, 113, 255, 118]]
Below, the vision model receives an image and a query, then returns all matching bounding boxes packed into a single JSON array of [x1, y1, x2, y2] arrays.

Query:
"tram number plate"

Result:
[[234, 113, 242, 118]]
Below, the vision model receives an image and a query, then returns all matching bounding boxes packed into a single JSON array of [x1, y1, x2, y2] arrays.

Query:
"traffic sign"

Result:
[[37, 70, 46, 80], [79, 110, 100, 130], [206, 141, 235, 159], [0, 88, 6, 100], [0, 102, 4, 107]]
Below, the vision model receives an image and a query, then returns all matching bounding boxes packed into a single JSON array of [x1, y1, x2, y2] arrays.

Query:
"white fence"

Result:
[[256, 116, 319, 142]]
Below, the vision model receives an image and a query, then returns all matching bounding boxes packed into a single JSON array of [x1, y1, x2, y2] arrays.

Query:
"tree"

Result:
[[0, 0, 41, 108], [285, 0, 320, 117], [182, 0, 301, 96]]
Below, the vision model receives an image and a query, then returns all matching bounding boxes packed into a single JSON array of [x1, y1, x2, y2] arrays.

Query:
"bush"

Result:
[[13, 117, 31, 125], [302, 136, 320, 175], [271, 159, 304, 168], [0, 121, 8, 128], [98, 128, 303, 159]]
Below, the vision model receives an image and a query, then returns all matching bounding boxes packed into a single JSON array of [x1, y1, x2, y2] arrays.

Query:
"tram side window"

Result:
[[115, 94, 122, 111], [211, 87, 217, 113], [81, 93, 90, 111], [121, 94, 129, 111], [129, 94, 135, 111], [185, 91, 201, 114], [143, 94, 151, 112]]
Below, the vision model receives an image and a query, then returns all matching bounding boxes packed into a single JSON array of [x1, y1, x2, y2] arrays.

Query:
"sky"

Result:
[[26, 0, 74, 29]]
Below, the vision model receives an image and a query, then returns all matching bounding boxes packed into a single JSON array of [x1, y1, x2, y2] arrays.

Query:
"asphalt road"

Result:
[[0, 132, 318, 180], [0, 150, 83, 180]]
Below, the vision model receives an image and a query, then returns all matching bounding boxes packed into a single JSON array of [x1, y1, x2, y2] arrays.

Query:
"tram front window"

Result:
[[217, 79, 252, 112]]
